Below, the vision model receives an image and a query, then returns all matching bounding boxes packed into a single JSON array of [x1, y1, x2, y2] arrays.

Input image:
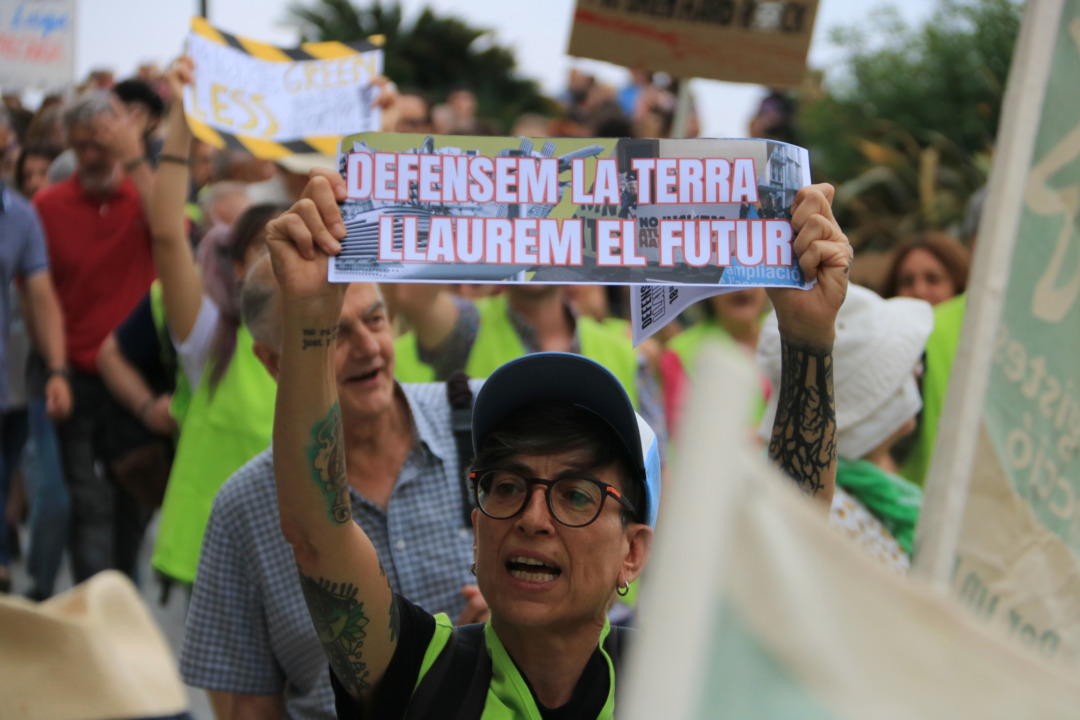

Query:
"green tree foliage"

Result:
[[287, 0, 554, 132], [797, 0, 1022, 249]]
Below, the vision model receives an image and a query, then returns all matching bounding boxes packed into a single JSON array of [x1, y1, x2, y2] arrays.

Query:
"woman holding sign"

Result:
[[145, 58, 280, 587], [264, 164, 852, 718]]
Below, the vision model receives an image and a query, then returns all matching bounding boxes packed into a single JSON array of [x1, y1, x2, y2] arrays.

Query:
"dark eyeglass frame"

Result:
[[471, 468, 636, 528]]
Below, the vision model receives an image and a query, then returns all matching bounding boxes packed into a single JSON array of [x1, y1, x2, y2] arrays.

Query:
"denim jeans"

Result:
[[22, 397, 69, 598]]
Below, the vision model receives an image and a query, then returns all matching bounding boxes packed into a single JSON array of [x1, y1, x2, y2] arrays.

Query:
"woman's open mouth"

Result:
[[506, 556, 561, 583]]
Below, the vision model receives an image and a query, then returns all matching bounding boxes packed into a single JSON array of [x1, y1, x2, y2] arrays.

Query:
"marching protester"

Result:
[[7, 141, 69, 601], [32, 90, 157, 584], [144, 58, 278, 588], [263, 167, 850, 716], [883, 232, 971, 307], [662, 287, 772, 439], [389, 284, 668, 471], [0, 110, 70, 594], [180, 258, 484, 719]]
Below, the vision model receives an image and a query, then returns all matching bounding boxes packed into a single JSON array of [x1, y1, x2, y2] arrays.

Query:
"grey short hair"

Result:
[[199, 181, 250, 223], [62, 90, 114, 134], [241, 253, 283, 353]]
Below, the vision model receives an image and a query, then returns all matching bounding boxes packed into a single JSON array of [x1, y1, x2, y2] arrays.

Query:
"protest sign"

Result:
[[329, 132, 812, 343], [0, 0, 75, 89], [913, 0, 1080, 669], [183, 17, 382, 160], [623, 345, 1080, 720], [566, 0, 820, 88]]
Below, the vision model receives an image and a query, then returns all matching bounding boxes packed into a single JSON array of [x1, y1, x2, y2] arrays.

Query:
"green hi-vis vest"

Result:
[[900, 293, 966, 488], [406, 615, 618, 719], [666, 321, 766, 424], [394, 295, 639, 408], [147, 281, 192, 427], [151, 323, 275, 584]]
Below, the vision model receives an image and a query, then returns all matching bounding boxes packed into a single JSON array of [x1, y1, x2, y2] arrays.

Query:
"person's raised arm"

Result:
[[148, 57, 204, 344], [265, 170, 397, 704], [765, 184, 852, 507]]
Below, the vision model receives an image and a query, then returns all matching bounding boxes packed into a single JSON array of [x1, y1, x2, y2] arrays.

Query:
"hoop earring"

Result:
[[470, 562, 477, 577], [616, 579, 630, 597]]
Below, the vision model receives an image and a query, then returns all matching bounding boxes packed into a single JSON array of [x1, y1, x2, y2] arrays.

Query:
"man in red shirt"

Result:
[[33, 90, 157, 582]]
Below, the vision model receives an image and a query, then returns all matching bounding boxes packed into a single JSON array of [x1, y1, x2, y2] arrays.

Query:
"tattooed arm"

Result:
[[766, 184, 852, 505], [768, 342, 837, 501], [265, 170, 398, 703]]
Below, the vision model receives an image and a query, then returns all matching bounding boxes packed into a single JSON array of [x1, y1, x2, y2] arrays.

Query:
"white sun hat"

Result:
[[756, 284, 934, 459], [0, 571, 189, 720]]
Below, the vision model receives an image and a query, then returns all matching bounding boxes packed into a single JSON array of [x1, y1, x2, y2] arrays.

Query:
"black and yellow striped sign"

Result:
[[185, 17, 384, 159]]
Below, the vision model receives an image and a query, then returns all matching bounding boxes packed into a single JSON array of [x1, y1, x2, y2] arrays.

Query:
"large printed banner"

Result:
[[183, 17, 382, 160], [329, 133, 812, 342], [567, 0, 820, 88], [914, 0, 1080, 669], [0, 0, 75, 89], [623, 347, 1080, 720]]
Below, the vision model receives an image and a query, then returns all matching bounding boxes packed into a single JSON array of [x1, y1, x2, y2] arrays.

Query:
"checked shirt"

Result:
[[180, 382, 479, 719]]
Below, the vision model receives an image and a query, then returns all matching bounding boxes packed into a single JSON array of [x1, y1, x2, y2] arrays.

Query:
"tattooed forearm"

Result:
[[308, 402, 350, 523], [301, 326, 340, 350], [768, 341, 837, 497], [298, 573, 371, 697]]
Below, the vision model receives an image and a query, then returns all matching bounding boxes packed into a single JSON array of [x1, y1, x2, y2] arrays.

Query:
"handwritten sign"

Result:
[[914, 0, 1080, 671], [622, 349, 1080, 720], [0, 0, 75, 89], [183, 17, 382, 159], [567, 0, 820, 87]]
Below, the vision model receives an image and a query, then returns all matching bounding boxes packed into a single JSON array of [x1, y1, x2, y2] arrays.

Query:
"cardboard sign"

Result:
[[566, 0, 820, 87], [913, 0, 1080, 670], [0, 0, 75, 90], [183, 17, 383, 160]]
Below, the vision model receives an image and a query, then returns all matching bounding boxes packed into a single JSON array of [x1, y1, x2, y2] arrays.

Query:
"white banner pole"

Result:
[[911, 0, 1065, 589]]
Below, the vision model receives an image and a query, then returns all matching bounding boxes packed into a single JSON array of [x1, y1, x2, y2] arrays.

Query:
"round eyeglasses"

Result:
[[472, 469, 636, 528]]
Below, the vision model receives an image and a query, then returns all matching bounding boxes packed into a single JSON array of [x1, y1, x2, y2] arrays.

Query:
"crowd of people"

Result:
[[0, 52, 977, 720]]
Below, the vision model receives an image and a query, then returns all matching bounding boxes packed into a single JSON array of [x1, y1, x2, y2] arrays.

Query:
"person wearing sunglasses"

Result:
[[266, 169, 850, 718]]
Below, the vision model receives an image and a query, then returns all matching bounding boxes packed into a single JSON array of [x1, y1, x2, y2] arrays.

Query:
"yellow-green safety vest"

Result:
[[147, 280, 191, 427], [394, 295, 639, 408], [667, 321, 766, 424], [151, 322, 276, 584], [408, 615, 618, 719], [900, 293, 966, 488]]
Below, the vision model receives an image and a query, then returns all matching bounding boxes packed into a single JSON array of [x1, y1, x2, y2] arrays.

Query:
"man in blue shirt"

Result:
[[0, 108, 71, 592]]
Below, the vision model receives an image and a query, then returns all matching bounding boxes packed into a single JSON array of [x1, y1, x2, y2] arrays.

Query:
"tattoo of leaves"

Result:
[[298, 573, 371, 696], [768, 343, 837, 497], [308, 402, 351, 524]]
